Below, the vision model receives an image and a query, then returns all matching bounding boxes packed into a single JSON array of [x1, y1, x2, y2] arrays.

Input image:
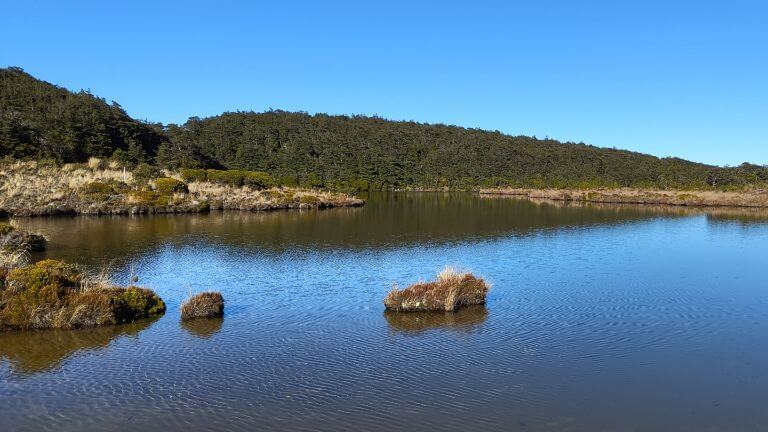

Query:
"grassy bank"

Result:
[[0, 160, 364, 217], [480, 187, 768, 208]]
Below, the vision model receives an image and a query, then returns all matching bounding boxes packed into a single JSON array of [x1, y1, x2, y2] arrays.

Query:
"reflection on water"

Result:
[[0, 317, 158, 374], [3, 193, 768, 432], [384, 305, 488, 334], [181, 317, 224, 339]]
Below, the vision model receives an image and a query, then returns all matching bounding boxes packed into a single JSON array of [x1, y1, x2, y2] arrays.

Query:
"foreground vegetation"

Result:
[[0, 258, 165, 330], [384, 268, 490, 312], [3, 67, 767, 191], [0, 160, 363, 217], [481, 188, 768, 208]]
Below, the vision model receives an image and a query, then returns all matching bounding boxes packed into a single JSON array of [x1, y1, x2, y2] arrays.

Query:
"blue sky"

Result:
[[1, 0, 766, 166]]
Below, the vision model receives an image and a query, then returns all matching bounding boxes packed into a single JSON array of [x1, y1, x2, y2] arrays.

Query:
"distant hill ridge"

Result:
[[1, 67, 766, 189]]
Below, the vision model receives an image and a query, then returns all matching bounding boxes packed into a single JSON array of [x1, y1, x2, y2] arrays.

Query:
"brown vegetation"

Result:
[[384, 267, 490, 312], [0, 160, 364, 217], [0, 259, 166, 330], [479, 187, 768, 208], [180, 292, 224, 320], [0, 221, 47, 252]]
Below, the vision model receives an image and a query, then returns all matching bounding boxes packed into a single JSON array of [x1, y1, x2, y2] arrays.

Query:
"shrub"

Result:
[[0, 259, 166, 330], [0, 222, 14, 236], [129, 190, 169, 207], [384, 267, 490, 312], [279, 176, 298, 187], [110, 287, 167, 322], [303, 173, 325, 189], [154, 177, 188, 194], [243, 171, 276, 190], [179, 168, 208, 182], [206, 169, 245, 186], [133, 163, 161, 184], [181, 292, 224, 320], [80, 181, 117, 195], [298, 195, 319, 205]]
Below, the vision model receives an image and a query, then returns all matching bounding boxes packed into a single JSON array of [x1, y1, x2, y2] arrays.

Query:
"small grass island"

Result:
[[384, 267, 490, 312], [181, 292, 225, 320], [0, 259, 165, 331]]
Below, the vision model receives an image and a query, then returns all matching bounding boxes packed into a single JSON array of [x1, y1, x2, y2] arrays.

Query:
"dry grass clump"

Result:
[[384, 267, 490, 312], [180, 292, 224, 320], [0, 259, 166, 330], [0, 221, 47, 252]]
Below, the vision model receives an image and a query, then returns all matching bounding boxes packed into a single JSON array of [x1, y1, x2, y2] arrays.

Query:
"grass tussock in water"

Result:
[[0, 259, 166, 331], [181, 292, 224, 320], [384, 267, 490, 312], [0, 221, 47, 252]]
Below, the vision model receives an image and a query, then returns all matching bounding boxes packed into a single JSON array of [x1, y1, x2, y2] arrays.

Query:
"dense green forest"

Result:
[[2, 67, 766, 190]]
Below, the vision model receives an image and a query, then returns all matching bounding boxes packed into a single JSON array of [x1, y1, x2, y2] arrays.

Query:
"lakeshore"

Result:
[[480, 187, 768, 208], [0, 161, 363, 217]]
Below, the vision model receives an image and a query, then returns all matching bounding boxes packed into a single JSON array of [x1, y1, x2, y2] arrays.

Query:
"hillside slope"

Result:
[[2, 67, 766, 189], [0, 67, 165, 163]]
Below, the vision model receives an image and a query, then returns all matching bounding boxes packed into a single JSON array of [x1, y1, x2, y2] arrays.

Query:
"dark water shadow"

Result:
[[0, 317, 160, 374], [181, 317, 224, 339], [384, 305, 489, 335]]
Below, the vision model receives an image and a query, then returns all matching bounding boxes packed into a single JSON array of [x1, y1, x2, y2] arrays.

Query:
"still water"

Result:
[[2, 193, 768, 432]]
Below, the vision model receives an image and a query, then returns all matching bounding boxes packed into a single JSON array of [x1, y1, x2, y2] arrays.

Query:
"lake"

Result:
[[2, 193, 768, 432]]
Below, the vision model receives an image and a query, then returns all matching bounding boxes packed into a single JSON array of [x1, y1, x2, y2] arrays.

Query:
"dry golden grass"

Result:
[[0, 161, 363, 216], [480, 187, 768, 208], [180, 292, 225, 320], [384, 267, 490, 312]]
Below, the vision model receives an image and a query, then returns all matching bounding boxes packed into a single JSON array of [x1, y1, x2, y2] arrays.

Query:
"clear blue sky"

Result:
[[1, 0, 766, 166]]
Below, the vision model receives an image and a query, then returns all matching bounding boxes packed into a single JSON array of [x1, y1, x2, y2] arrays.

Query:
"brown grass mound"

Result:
[[0, 259, 166, 330], [384, 267, 490, 312], [181, 292, 224, 320]]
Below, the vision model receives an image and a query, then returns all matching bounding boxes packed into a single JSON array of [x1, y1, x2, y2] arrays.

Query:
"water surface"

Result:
[[2, 193, 768, 432]]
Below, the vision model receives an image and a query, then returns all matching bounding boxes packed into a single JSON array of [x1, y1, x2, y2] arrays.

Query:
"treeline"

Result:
[[2, 67, 767, 190]]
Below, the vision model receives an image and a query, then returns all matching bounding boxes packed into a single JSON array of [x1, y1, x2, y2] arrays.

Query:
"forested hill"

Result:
[[0, 67, 165, 163], [161, 111, 752, 189], [2, 67, 766, 189]]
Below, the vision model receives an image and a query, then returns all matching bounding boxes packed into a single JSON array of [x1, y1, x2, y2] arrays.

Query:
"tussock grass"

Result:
[[384, 267, 490, 312], [0, 161, 363, 216], [0, 259, 166, 330], [180, 292, 224, 320], [0, 221, 47, 252]]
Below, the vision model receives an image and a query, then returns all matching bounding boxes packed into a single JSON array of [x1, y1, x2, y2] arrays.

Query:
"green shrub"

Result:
[[129, 190, 169, 207], [80, 181, 117, 195], [299, 195, 319, 205], [133, 163, 161, 183], [0, 222, 14, 236], [154, 177, 188, 194], [179, 168, 207, 182], [303, 173, 325, 189], [243, 171, 276, 189], [110, 287, 166, 322], [279, 176, 298, 187], [206, 169, 245, 186]]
